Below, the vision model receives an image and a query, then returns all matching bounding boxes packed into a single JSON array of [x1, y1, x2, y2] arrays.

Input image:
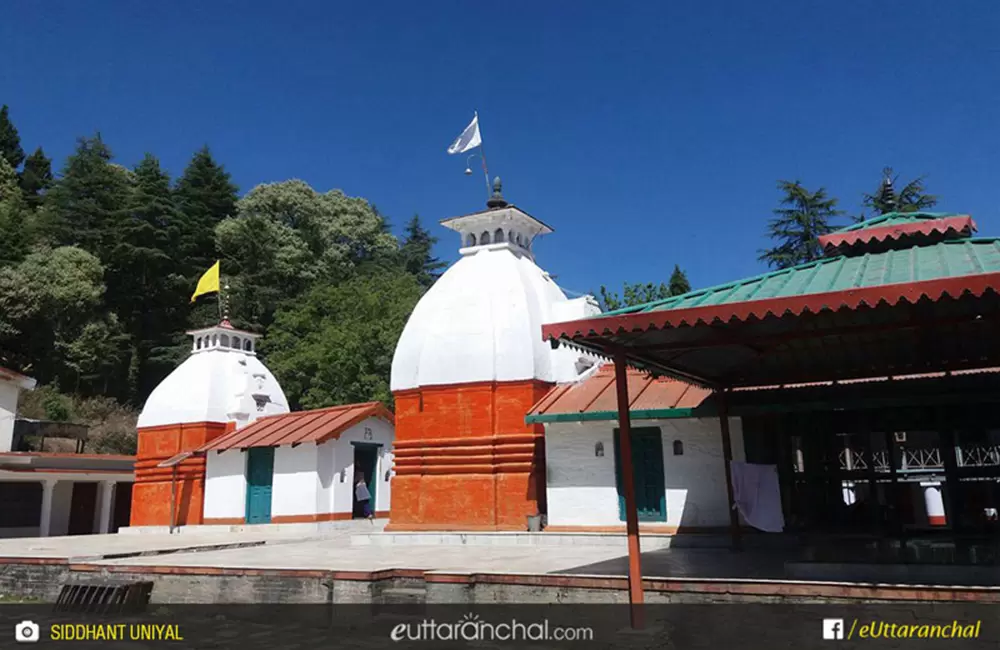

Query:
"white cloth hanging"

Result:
[[730, 461, 785, 533]]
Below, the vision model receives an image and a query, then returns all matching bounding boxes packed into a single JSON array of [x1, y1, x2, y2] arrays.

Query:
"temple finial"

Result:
[[879, 167, 897, 214], [487, 176, 508, 209]]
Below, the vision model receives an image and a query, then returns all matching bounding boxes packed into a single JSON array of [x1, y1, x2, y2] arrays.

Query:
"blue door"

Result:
[[613, 428, 667, 522], [245, 447, 274, 524]]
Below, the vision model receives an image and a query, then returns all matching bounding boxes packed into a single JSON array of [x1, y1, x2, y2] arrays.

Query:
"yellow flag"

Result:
[[191, 261, 220, 302]]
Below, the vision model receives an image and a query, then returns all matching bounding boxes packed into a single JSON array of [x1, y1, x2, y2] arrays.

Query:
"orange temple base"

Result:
[[387, 379, 551, 531], [130, 421, 232, 527]]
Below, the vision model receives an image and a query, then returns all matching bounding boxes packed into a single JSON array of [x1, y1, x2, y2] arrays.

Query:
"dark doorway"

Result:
[[352, 444, 379, 518], [613, 428, 667, 522], [111, 483, 133, 533], [68, 482, 98, 535]]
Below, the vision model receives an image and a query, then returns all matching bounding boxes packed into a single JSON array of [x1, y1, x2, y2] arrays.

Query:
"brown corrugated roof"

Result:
[[527, 364, 711, 421], [199, 402, 393, 452]]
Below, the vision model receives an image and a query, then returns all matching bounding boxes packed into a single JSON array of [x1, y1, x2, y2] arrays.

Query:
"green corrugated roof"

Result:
[[604, 237, 1000, 316], [832, 211, 962, 234]]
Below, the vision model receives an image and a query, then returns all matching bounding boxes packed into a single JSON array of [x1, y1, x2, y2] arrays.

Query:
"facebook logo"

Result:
[[823, 619, 844, 640]]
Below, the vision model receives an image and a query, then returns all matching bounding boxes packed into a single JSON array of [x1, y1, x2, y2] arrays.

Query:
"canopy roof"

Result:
[[818, 212, 976, 255], [543, 211, 1000, 389], [526, 363, 712, 423], [199, 402, 392, 452]]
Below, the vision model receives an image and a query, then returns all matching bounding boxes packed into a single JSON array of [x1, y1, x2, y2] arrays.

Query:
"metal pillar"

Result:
[[613, 353, 645, 629], [717, 390, 742, 551]]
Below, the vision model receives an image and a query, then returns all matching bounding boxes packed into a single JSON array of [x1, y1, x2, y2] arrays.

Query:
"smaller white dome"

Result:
[[137, 325, 289, 429]]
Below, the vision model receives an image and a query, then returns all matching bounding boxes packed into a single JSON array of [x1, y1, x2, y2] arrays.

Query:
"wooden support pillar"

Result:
[[718, 389, 742, 551], [613, 353, 645, 630]]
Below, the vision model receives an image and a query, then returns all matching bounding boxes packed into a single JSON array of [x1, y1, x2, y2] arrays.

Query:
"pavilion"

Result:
[[542, 209, 1000, 626]]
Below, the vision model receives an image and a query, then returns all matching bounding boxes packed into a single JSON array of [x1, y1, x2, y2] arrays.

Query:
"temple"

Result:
[[388, 178, 600, 530]]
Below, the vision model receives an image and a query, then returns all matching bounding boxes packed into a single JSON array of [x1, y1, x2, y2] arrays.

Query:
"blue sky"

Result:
[[4, 2, 1000, 297]]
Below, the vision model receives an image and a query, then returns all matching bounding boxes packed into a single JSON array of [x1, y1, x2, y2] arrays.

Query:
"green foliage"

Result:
[[18, 388, 138, 453], [110, 154, 188, 401], [217, 179, 399, 331], [598, 266, 692, 311], [38, 135, 132, 257], [175, 146, 238, 276], [860, 167, 938, 221], [264, 267, 423, 409], [759, 180, 843, 269], [19, 147, 53, 208], [0, 246, 125, 394], [0, 105, 24, 171], [399, 214, 445, 288], [0, 156, 18, 200]]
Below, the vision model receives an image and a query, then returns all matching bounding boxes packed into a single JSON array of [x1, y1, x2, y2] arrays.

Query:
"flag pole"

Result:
[[476, 111, 492, 198]]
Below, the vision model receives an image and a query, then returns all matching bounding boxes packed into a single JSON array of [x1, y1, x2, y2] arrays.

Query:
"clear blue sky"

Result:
[[4, 2, 1000, 296]]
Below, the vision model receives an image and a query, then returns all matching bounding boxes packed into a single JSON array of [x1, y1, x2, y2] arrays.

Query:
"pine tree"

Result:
[[40, 135, 131, 259], [19, 147, 53, 209], [668, 265, 691, 296], [399, 214, 445, 288], [759, 180, 843, 269], [109, 154, 185, 403], [0, 157, 30, 265], [174, 146, 238, 276], [0, 105, 25, 171]]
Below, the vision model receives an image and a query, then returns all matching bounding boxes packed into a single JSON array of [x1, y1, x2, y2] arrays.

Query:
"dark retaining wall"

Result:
[[1, 560, 999, 605]]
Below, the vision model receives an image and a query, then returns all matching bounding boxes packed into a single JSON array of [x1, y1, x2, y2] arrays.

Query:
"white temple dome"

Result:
[[391, 189, 600, 392], [137, 322, 290, 429]]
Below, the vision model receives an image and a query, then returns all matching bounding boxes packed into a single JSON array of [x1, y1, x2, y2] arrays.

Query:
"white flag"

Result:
[[447, 113, 482, 154]]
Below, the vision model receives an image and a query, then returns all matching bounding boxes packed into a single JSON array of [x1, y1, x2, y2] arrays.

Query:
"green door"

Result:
[[245, 447, 274, 524], [613, 428, 666, 522]]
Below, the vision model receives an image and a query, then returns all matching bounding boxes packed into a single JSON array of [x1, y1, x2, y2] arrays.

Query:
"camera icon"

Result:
[[14, 620, 39, 643]]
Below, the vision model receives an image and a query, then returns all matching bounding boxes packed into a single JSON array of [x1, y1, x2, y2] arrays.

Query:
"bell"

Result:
[[464, 167, 472, 175]]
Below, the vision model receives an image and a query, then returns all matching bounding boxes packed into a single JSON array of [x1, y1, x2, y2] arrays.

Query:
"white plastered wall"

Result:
[[203, 449, 247, 520], [271, 444, 320, 518], [544, 418, 745, 528]]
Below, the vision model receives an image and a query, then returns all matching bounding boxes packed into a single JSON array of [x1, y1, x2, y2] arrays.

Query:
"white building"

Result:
[[527, 363, 746, 532], [199, 403, 394, 525], [133, 319, 396, 528], [0, 366, 134, 538]]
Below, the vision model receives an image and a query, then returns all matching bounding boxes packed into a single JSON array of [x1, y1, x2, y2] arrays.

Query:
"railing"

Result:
[[957, 444, 1000, 468], [798, 444, 1000, 473]]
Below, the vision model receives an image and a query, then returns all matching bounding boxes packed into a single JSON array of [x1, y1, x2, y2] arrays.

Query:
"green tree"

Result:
[[668, 265, 691, 296], [38, 135, 132, 259], [0, 105, 24, 171], [598, 268, 692, 311], [0, 156, 18, 201], [0, 246, 125, 394], [174, 146, 238, 276], [759, 180, 843, 269], [0, 157, 32, 265], [264, 267, 423, 409], [19, 147, 53, 209], [860, 167, 938, 220], [109, 154, 187, 403], [399, 214, 445, 288], [216, 179, 399, 330]]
